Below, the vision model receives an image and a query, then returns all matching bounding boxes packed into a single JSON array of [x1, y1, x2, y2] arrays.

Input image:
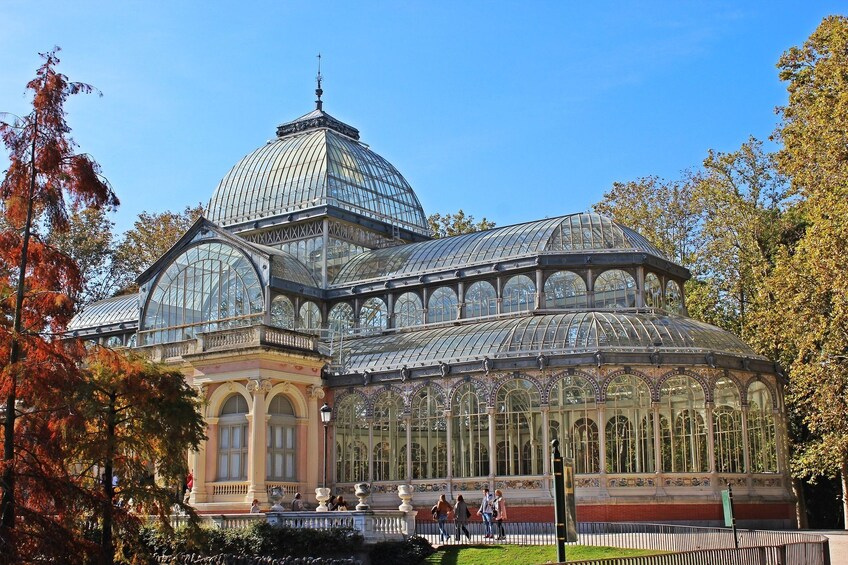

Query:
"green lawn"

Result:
[[423, 544, 665, 564]]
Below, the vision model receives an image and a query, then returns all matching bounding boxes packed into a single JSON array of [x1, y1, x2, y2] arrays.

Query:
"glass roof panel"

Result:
[[329, 312, 760, 373], [332, 213, 669, 285], [68, 294, 139, 331]]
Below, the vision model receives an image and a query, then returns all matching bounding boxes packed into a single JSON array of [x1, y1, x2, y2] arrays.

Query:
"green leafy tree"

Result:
[[112, 204, 204, 292], [593, 175, 701, 267], [48, 206, 119, 306], [753, 15, 848, 528], [427, 209, 495, 238], [70, 347, 205, 565]]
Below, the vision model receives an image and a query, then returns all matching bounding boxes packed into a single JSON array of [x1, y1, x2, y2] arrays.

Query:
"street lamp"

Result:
[[320, 402, 332, 489]]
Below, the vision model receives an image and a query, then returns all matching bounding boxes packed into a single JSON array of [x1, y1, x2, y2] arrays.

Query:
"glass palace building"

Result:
[[69, 96, 793, 526]]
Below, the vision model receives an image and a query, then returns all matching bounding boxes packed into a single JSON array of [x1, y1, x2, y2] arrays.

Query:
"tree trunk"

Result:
[[842, 459, 848, 531], [1, 115, 37, 538], [792, 477, 808, 529], [101, 391, 116, 565]]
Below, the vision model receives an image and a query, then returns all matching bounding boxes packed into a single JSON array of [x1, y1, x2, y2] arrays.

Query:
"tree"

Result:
[[427, 209, 495, 238], [48, 207, 119, 307], [0, 47, 118, 550], [753, 15, 848, 528], [70, 347, 205, 565], [593, 175, 701, 267], [112, 204, 204, 292]]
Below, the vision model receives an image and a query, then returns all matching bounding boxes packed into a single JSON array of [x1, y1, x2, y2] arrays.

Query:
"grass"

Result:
[[423, 544, 666, 564]]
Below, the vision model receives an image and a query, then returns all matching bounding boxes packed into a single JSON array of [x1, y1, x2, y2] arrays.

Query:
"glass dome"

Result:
[[207, 110, 429, 235]]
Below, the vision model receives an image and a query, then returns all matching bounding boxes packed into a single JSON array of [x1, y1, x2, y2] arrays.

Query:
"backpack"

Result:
[[431, 504, 439, 519]]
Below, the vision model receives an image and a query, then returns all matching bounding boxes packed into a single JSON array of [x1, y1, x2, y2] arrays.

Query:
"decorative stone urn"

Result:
[[397, 484, 414, 512], [354, 482, 371, 510], [315, 487, 331, 512]]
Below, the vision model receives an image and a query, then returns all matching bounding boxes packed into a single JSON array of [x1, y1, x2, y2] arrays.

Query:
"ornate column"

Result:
[[404, 413, 413, 482], [488, 406, 497, 478], [541, 406, 551, 477], [445, 409, 453, 481], [741, 405, 751, 475], [705, 402, 716, 474], [205, 417, 219, 501], [635, 267, 645, 308], [246, 378, 272, 503], [535, 268, 545, 310], [774, 407, 787, 475], [597, 403, 607, 481], [457, 282, 465, 320], [652, 402, 662, 474]]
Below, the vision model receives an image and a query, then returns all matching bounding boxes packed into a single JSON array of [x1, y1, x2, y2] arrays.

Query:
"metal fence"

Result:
[[414, 520, 830, 565]]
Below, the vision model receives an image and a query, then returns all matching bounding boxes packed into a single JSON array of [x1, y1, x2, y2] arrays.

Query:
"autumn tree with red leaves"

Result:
[[0, 48, 118, 559]]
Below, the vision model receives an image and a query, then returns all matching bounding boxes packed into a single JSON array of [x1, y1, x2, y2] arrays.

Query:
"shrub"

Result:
[[369, 536, 434, 565]]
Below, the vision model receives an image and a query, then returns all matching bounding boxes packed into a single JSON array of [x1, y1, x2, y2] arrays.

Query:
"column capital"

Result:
[[308, 384, 326, 400], [247, 378, 272, 396]]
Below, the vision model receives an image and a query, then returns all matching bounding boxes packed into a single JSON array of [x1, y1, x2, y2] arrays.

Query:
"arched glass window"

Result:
[[714, 378, 744, 473], [395, 292, 424, 328], [658, 376, 707, 473], [336, 395, 369, 483], [465, 281, 497, 318], [666, 280, 682, 313], [644, 273, 662, 309], [218, 394, 249, 481], [748, 382, 777, 473], [142, 242, 264, 345], [544, 271, 588, 309], [267, 394, 296, 481], [410, 386, 447, 479], [495, 379, 542, 476], [502, 275, 536, 314], [428, 287, 458, 324], [451, 382, 489, 477], [594, 269, 637, 309], [298, 301, 322, 332], [360, 297, 388, 334], [270, 295, 295, 330], [549, 375, 599, 474], [404, 443, 427, 480], [106, 335, 123, 347], [605, 375, 654, 473], [372, 390, 405, 481], [329, 303, 354, 335]]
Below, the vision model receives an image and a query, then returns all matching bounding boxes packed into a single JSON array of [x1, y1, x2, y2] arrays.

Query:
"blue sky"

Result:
[[0, 2, 842, 234]]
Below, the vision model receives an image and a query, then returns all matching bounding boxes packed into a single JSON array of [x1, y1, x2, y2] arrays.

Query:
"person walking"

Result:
[[477, 488, 494, 538], [434, 494, 453, 542], [454, 494, 471, 542], [494, 489, 508, 540]]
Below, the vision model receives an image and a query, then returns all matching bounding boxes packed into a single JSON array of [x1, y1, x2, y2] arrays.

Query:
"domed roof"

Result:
[[207, 109, 429, 235]]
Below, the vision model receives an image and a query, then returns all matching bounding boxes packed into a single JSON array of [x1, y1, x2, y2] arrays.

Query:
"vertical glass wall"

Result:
[[644, 273, 662, 309], [142, 242, 265, 345], [502, 275, 536, 314], [748, 382, 777, 472], [605, 375, 654, 473], [594, 270, 637, 309], [270, 295, 295, 329], [372, 390, 405, 481], [336, 395, 369, 483], [544, 271, 588, 309], [394, 292, 424, 328], [409, 386, 447, 479], [658, 376, 707, 473], [713, 378, 744, 473], [496, 379, 542, 475], [428, 287, 458, 324], [360, 297, 389, 334], [548, 375, 599, 473], [451, 382, 489, 477], [465, 281, 497, 318]]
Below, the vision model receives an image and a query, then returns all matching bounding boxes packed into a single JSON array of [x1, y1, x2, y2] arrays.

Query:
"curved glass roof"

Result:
[[331, 312, 760, 373], [332, 213, 667, 285], [207, 114, 428, 235], [68, 294, 139, 331], [269, 249, 318, 288]]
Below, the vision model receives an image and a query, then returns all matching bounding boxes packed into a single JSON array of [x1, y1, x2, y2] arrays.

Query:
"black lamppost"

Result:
[[320, 403, 332, 489]]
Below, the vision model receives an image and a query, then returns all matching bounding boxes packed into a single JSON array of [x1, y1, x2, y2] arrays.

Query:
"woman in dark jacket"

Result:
[[453, 494, 471, 541]]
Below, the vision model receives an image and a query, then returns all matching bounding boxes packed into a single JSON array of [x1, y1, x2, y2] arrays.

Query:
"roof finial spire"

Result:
[[315, 53, 324, 111]]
